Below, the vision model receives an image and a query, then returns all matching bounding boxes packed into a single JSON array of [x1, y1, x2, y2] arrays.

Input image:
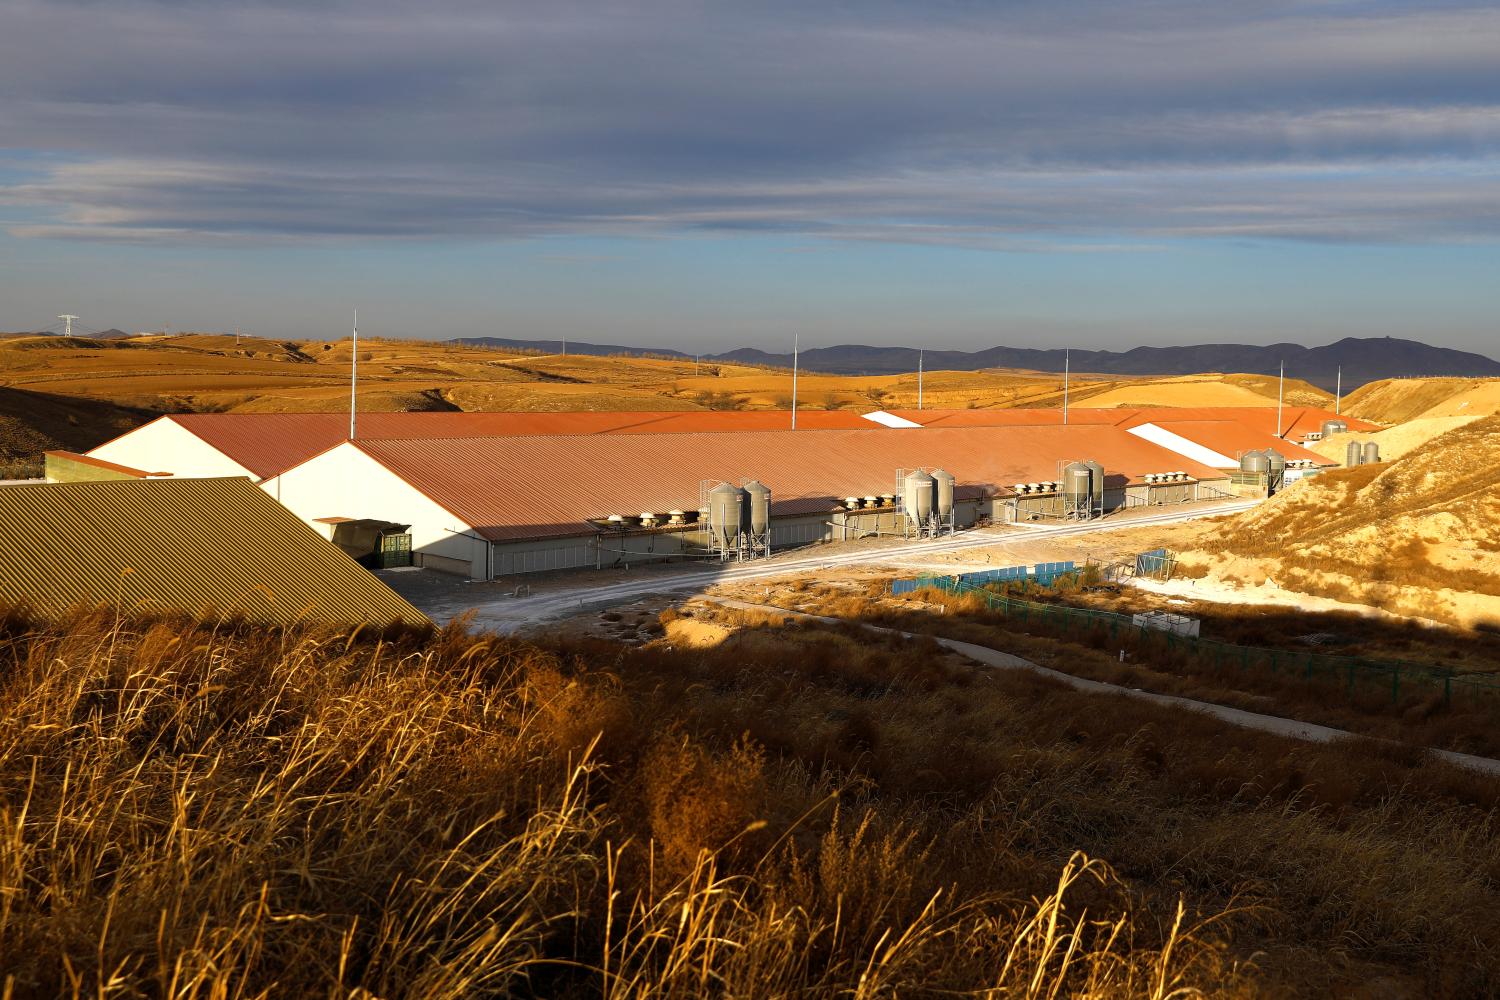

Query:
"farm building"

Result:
[[0, 477, 426, 627], [83, 405, 1377, 483], [875, 405, 1380, 445], [1125, 421, 1332, 471], [85, 410, 878, 481], [259, 424, 1231, 578]]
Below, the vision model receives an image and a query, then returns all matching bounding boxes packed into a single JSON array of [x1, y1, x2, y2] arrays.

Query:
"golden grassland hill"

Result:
[[1341, 376, 1500, 424], [1307, 416, 1483, 463], [0, 329, 1332, 465], [0, 332, 1334, 418], [1190, 413, 1500, 627], [3, 604, 1499, 998], [0, 386, 158, 476]]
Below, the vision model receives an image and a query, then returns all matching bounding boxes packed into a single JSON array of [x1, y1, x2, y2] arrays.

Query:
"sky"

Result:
[[1, 0, 1498, 353]]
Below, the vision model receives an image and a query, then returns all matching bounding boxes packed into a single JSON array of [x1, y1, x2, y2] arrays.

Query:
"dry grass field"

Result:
[[2, 604, 1497, 998], [1160, 414, 1500, 628], [0, 330, 1332, 467], [1340, 376, 1500, 424]]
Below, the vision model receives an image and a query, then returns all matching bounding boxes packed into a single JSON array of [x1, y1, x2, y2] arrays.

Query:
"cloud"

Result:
[[2, 0, 1500, 245]]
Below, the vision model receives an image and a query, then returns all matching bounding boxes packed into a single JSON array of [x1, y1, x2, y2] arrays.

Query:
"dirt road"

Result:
[[413, 500, 1256, 631], [705, 597, 1500, 778]]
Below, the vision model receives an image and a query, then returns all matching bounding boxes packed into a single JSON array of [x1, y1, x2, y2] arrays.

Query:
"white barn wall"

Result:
[[89, 417, 258, 479], [264, 444, 491, 578]]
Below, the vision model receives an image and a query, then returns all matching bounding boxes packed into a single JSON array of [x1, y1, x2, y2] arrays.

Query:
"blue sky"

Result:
[[2, 0, 1498, 352]]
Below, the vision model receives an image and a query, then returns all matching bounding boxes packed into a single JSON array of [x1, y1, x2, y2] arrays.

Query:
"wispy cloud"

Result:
[[3, 1, 1500, 246]]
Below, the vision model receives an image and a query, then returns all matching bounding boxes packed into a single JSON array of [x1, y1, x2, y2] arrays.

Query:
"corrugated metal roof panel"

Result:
[[1133, 420, 1334, 466], [0, 478, 427, 628], [163, 410, 874, 479], [881, 408, 1130, 428], [349, 424, 1228, 542]]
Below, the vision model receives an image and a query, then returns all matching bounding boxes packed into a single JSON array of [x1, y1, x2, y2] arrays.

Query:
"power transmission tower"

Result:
[[57, 314, 79, 337]]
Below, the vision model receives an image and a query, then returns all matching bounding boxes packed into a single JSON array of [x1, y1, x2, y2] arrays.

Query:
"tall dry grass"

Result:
[[0, 604, 1241, 999]]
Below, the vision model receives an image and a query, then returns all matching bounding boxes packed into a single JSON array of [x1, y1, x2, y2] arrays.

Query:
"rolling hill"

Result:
[[1191, 413, 1500, 627], [452, 335, 1500, 389]]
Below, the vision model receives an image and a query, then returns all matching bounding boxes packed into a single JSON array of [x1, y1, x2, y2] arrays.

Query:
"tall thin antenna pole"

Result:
[[561, 335, 567, 356], [1276, 360, 1284, 438], [1335, 366, 1342, 415], [791, 333, 799, 429], [918, 349, 924, 410], [350, 308, 358, 441], [1063, 349, 1070, 425]]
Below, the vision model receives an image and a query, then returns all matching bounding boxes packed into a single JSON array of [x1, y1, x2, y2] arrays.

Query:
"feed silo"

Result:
[[930, 468, 955, 532], [1084, 460, 1105, 515], [709, 482, 743, 555], [742, 479, 772, 556], [1363, 442, 1380, 464], [903, 469, 934, 531], [1063, 461, 1092, 519], [1345, 441, 1364, 467]]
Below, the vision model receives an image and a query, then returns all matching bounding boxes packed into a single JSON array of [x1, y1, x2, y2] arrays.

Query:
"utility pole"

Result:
[[791, 333, 799, 429], [1276, 361, 1285, 438], [350, 308, 358, 440], [918, 349, 924, 410], [1063, 348, 1070, 425], [57, 314, 78, 337]]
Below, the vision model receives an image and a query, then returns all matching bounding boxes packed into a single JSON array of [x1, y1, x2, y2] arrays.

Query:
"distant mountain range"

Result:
[[451, 336, 1500, 390]]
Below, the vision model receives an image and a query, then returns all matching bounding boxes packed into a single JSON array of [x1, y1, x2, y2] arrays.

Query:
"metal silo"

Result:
[[1239, 450, 1269, 475], [1345, 441, 1363, 467], [1084, 460, 1104, 513], [1320, 419, 1347, 438], [709, 482, 743, 552], [1063, 461, 1092, 518], [743, 480, 771, 534], [930, 468, 955, 521], [903, 469, 934, 526], [1265, 449, 1286, 492], [1363, 441, 1380, 464]]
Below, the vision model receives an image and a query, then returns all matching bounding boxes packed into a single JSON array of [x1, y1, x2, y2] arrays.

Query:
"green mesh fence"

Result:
[[892, 575, 1500, 706]]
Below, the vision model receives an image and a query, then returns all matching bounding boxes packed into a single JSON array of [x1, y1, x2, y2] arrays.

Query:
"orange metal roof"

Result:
[[881, 408, 1130, 428], [0, 478, 426, 627], [1111, 406, 1380, 441], [886, 405, 1378, 441], [161, 410, 873, 479], [1133, 420, 1333, 466], [129, 405, 1373, 483], [348, 424, 1229, 542]]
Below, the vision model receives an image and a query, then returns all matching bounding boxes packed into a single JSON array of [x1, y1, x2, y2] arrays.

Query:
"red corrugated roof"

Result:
[[1133, 420, 1333, 466], [347, 424, 1229, 542], [163, 410, 874, 480], [888, 405, 1378, 441], [1111, 406, 1380, 441], [881, 408, 1130, 427], [137, 405, 1374, 482]]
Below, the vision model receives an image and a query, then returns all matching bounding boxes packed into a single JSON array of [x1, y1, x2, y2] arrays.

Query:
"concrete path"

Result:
[[701, 597, 1500, 778], [434, 500, 1257, 632]]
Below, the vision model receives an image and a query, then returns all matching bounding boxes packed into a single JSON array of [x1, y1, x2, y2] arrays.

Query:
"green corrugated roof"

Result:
[[0, 477, 428, 628]]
